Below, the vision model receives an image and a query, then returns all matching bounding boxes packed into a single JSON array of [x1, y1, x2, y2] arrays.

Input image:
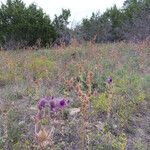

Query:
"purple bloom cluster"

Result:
[[107, 76, 112, 84], [37, 98, 47, 110], [37, 96, 69, 112]]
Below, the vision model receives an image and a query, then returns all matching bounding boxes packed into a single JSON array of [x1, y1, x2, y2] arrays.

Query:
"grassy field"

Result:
[[0, 41, 150, 150]]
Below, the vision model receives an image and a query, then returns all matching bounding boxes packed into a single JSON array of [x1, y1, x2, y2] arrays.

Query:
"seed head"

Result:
[[36, 128, 48, 143]]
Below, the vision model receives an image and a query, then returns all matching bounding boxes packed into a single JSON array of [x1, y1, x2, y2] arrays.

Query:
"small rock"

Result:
[[30, 106, 37, 111], [19, 121, 25, 125], [69, 108, 80, 116]]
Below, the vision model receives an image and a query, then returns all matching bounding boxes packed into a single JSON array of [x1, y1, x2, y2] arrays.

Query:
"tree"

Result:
[[52, 9, 71, 36], [78, 5, 124, 43], [123, 1, 150, 41], [0, 0, 56, 50], [75, 0, 150, 43], [52, 9, 71, 45]]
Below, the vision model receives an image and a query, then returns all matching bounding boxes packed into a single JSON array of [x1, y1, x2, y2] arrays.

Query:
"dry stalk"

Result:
[[33, 79, 41, 100], [107, 81, 114, 122], [76, 71, 93, 150], [35, 122, 55, 150]]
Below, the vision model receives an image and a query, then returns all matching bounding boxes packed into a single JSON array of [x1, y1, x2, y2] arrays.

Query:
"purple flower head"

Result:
[[107, 76, 112, 84], [48, 97, 69, 112], [49, 100, 56, 111], [36, 96, 70, 112], [37, 98, 47, 110], [59, 99, 66, 108]]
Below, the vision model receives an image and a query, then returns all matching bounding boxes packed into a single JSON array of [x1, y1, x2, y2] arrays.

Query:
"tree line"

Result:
[[76, 0, 150, 43], [0, 0, 150, 50], [0, 0, 71, 50]]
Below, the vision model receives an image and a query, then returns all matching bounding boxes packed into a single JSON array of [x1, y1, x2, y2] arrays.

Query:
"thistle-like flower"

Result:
[[59, 99, 66, 108], [49, 98, 68, 111], [107, 76, 112, 84], [37, 98, 47, 110], [37, 96, 69, 114]]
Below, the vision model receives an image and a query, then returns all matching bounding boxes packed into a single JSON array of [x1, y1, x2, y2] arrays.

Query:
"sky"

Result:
[[0, 0, 125, 25]]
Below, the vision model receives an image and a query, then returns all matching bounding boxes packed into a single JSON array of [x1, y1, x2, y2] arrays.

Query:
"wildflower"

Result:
[[58, 98, 69, 109], [49, 100, 55, 111], [59, 99, 66, 108], [37, 98, 47, 110], [107, 76, 112, 84], [49, 98, 68, 111], [37, 96, 69, 112]]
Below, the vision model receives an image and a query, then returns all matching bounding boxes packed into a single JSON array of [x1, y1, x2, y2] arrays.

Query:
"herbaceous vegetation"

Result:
[[0, 0, 150, 149], [0, 41, 149, 149]]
